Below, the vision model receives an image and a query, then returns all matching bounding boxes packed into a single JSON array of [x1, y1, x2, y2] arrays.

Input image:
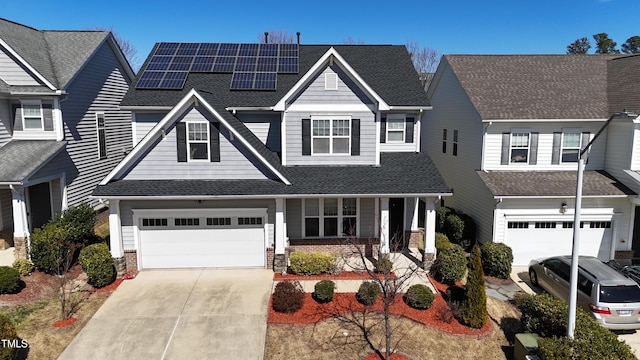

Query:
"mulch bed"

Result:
[[92, 278, 123, 293], [274, 271, 396, 281], [53, 317, 77, 328], [0, 265, 84, 306], [363, 352, 411, 360]]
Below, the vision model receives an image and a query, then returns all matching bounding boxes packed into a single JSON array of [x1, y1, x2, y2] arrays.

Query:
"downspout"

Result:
[[492, 197, 503, 243], [481, 122, 492, 172]]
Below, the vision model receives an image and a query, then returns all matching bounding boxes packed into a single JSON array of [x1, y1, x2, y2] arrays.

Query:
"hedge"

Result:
[[79, 243, 116, 288], [288, 252, 336, 275], [432, 243, 466, 283]]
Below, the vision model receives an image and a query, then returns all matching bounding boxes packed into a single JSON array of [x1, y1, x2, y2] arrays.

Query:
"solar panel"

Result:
[[256, 57, 277, 72], [197, 43, 219, 56], [212, 56, 236, 73], [218, 43, 239, 56], [176, 43, 200, 56], [278, 57, 299, 73], [169, 56, 195, 71], [235, 57, 257, 72], [238, 43, 259, 57], [191, 56, 215, 72], [259, 43, 278, 57], [159, 71, 188, 89], [135, 71, 165, 88], [156, 43, 179, 56], [146, 56, 172, 71], [230, 72, 254, 90], [254, 72, 277, 90]]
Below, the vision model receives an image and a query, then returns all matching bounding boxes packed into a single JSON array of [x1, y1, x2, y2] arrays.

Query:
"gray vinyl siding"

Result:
[[49, 178, 62, 217], [0, 48, 40, 85], [286, 199, 302, 238], [133, 112, 166, 144], [285, 64, 376, 165], [605, 122, 637, 192], [0, 100, 12, 147], [119, 199, 275, 250], [236, 113, 281, 152], [404, 197, 415, 230], [0, 189, 11, 230], [422, 63, 495, 243], [60, 41, 132, 208], [123, 107, 274, 180], [359, 198, 376, 238]]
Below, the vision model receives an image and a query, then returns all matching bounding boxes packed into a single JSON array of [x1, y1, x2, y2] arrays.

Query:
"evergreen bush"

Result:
[[0, 314, 17, 360], [436, 206, 453, 232], [435, 232, 451, 252], [356, 281, 381, 306], [55, 203, 97, 245], [272, 280, 304, 313], [404, 284, 434, 310], [313, 280, 336, 303], [79, 243, 116, 288], [457, 242, 487, 329], [0, 267, 20, 294], [480, 242, 513, 279], [432, 243, 466, 283], [375, 256, 393, 274], [288, 252, 336, 275], [444, 214, 464, 244], [29, 221, 67, 274], [12, 259, 34, 276]]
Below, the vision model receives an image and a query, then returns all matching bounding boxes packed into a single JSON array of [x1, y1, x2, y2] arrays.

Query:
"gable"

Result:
[[121, 106, 277, 181], [0, 46, 40, 86], [289, 64, 374, 107]]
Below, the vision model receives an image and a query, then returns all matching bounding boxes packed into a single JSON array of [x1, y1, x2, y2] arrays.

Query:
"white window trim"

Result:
[[310, 116, 351, 155], [186, 121, 210, 162], [302, 198, 360, 238], [509, 129, 530, 164], [386, 114, 406, 143], [561, 128, 582, 163], [21, 100, 43, 131], [96, 112, 107, 159]]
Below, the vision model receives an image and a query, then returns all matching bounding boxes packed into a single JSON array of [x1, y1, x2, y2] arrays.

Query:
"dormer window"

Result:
[[21, 101, 43, 130], [387, 118, 405, 142]]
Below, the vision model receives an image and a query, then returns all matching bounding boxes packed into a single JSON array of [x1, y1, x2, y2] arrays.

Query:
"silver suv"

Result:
[[529, 255, 640, 330]]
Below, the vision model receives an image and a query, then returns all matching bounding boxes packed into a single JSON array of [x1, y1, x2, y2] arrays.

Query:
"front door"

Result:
[[389, 198, 405, 251], [28, 182, 52, 230], [632, 206, 640, 264]]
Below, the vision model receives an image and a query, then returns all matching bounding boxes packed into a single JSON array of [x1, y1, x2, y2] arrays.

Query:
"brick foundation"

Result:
[[124, 250, 138, 272], [615, 250, 634, 260], [287, 238, 380, 258], [13, 237, 27, 260], [407, 229, 423, 249], [113, 256, 127, 276]]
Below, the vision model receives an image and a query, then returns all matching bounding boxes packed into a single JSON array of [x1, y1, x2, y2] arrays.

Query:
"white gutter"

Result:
[[492, 195, 630, 199], [91, 192, 454, 201], [226, 107, 275, 112], [387, 106, 432, 111], [481, 118, 607, 123], [10, 90, 65, 96], [119, 106, 174, 111]]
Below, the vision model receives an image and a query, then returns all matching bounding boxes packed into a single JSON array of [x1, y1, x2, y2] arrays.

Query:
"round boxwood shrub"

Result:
[[356, 281, 382, 306], [375, 256, 393, 274], [435, 232, 451, 252], [404, 284, 435, 310], [0, 267, 20, 294], [79, 243, 116, 288], [313, 280, 336, 303], [29, 221, 67, 274], [480, 242, 513, 279], [432, 243, 466, 283], [272, 280, 304, 313], [0, 314, 17, 360], [12, 259, 34, 276]]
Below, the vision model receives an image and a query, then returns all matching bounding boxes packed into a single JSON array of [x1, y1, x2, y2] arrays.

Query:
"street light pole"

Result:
[[567, 111, 637, 340]]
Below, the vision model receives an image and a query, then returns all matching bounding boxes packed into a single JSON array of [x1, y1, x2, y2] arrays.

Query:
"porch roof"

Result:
[[477, 170, 636, 197], [0, 140, 66, 183], [92, 152, 451, 198]]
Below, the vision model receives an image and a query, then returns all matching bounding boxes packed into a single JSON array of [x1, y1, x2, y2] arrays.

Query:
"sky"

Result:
[[3, 0, 639, 69]]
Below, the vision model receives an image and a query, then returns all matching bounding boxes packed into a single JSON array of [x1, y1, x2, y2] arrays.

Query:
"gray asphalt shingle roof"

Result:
[[93, 153, 450, 197], [477, 170, 635, 197], [443, 54, 621, 120], [0, 140, 66, 182], [122, 45, 429, 108]]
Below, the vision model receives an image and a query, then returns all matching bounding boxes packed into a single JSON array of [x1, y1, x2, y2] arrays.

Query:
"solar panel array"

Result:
[[135, 42, 299, 90]]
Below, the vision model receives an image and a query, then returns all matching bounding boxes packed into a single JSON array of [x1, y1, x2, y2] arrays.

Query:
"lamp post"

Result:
[[567, 111, 637, 340]]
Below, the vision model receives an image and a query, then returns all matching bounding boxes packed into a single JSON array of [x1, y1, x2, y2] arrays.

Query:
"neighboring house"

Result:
[[422, 54, 640, 265], [0, 18, 135, 258], [93, 42, 451, 272]]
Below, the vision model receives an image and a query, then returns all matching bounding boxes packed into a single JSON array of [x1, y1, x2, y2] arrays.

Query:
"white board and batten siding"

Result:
[[285, 65, 376, 166], [124, 107, 273, 180], [422, 63, 495, 243]]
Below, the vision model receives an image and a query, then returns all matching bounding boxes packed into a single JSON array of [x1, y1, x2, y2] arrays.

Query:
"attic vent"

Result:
[[325, 73, 338, 90]]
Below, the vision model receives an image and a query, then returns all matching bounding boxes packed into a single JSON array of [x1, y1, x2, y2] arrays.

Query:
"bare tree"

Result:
[[56, 243, 86, 321], [342, 37, 366, 45], [259, 30, 296, 44], [405, 40, 440, 91], [92, 27, 140, 71]]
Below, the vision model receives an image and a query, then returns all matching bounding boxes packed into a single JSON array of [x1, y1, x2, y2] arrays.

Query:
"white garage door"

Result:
[[136, 210, 266, 269], [505, 220, 612, 266]]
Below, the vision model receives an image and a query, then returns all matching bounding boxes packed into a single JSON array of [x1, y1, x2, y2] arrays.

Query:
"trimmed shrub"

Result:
[[79, 243, 116, 288], [404, 284, 434, 310], [12, 259, 34, 276], [436, 206, 453, 232], [432, 243, 466, 283], [28, 221, 67, 274], [0, 267, 20, 294], [313, 280, 336, 303], [0, 314, 17, 360], [272, 280, 304, 313], [55, 203, 97, 245], [444, 214, 464, 244], [435, 232, 451, 252], [288, 252, 336, 275], [457, 242, 487, 329], [515, 293, 635, 359], [356, 281, 382, 306], [375, 256, 393, 274], [480, 242, 513, 279]]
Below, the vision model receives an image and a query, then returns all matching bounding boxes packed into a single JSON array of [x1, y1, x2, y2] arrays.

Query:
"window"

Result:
[[535, 222, 557, 229], [206, 218, 231, 226], [22, 101, 43, 130], [510, 132, 529, 163], [442, 129, 447, 153], [387, 118, 405, 142], [507, 222, 529, 229], [187, 122, 209, 160], [96, 113, 106, 159], [590, 221, 611, 229], [175, 218, 200, 226], [453, 130, 458, 156], [312, 118, 350, 154], [238, 217, 263, 225], [562, 131, 581, 163], [304, 198, 358, 237], [141, 218, 168, 227]]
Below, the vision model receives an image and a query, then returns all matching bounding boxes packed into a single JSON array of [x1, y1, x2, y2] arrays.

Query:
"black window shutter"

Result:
[[11, 104, 22, 131], [176, 122, 187, 162], [529, 132, 539, 165], [302, 119, 311, 155], [380, 117, 386, 143], [500, 133, 510, 165], [210, 122, 220, 162], [405, 117, 414, 143], [42, 103, 53, 131], [351, 119, 360, 155], [552, 132, 561, 165]]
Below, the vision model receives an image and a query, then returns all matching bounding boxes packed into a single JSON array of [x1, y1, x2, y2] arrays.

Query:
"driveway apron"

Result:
[[58, 268, 273, 360]]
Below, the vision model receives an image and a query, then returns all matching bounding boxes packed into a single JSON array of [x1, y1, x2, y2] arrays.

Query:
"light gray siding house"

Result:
[[0, 18, 135, 258], [94, 43, 451, 272], [422, 54, 640, 265]]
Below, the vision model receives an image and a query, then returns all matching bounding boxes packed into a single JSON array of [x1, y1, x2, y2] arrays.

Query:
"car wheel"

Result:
[[529, 268, 539, 287]]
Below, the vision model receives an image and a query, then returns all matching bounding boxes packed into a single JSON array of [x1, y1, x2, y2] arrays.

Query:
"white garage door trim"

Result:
[[133, 208, 267, 269]]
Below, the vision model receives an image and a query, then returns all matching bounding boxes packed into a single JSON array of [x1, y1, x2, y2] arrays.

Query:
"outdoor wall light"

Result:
[[560, 202, 568, 214]]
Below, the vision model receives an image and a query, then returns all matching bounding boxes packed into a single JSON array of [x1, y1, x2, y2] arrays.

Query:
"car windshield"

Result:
[[600, 286, 640, 303]]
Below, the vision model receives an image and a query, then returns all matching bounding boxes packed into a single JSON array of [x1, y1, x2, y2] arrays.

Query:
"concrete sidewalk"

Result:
[[0, 247, 14, 266]]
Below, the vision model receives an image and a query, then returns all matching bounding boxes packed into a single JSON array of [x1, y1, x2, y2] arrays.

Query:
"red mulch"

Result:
[[92, 278, 123, 293], [274, 271, 396, 281], [53, 317, 77, 328], [363, 352, 411, 360], [0, 265, 83, 305]]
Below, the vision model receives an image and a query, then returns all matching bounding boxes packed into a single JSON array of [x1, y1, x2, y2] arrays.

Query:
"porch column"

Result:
[[380, 197, 390, 254], [423, 197, 437, 265], [108, 200, 126, 273], [411, 197, 420, 230], [273, 198, 287, 272], [10, 186, 29, 259]]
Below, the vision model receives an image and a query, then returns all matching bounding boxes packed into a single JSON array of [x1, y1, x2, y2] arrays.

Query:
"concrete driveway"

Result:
[[59, 268, 273, 360]]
